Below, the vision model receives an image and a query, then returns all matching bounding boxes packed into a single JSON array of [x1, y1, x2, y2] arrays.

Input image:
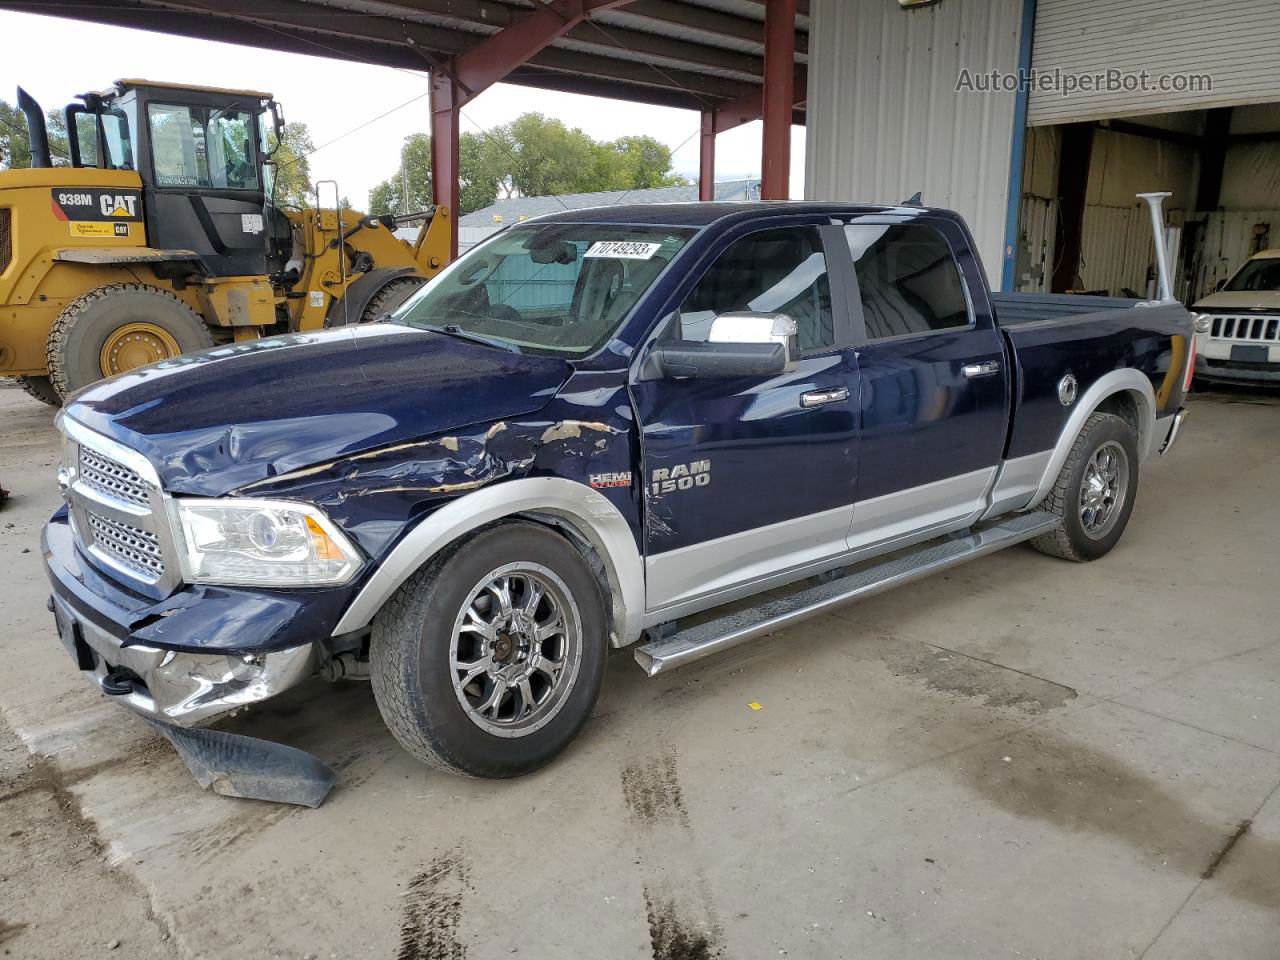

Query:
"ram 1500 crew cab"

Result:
[[43, 201, 1193, 800]]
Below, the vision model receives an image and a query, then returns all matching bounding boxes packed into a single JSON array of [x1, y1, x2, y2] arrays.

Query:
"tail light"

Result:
[[1183, 335, 1196, 392]]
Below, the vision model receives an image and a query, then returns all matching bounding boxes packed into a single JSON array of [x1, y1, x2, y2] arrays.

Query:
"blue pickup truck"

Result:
[[44, 201, 1193, 802]]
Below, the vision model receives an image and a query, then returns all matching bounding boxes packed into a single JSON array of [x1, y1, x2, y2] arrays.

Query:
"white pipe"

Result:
[[1136, 191, 1174, 302]]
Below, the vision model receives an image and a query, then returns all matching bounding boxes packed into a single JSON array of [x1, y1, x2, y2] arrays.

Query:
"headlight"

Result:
[[1192, 312, 1212, 334], [173, 498, 363, 587]]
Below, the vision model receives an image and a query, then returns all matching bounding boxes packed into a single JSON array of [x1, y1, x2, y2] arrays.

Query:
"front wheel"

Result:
[[370, 522, 608, 777], [1030, 411, 1139, 562]]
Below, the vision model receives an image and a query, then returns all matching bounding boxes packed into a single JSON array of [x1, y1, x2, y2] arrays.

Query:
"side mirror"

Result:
[[639, 311, 798, 380], [643, 341, 787, 380], [708, 311, 799, 367]]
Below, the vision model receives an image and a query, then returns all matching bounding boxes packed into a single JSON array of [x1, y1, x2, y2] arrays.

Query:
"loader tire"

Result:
[[14, 375, 61, 406], [1029, 412, 1139, 562], [46, 283, 213, 398], [325, 274, 425, 327], [370, 521, 608, 778]]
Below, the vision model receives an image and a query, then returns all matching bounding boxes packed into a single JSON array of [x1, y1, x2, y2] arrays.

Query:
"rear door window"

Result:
[[844, 223, 971, 339]]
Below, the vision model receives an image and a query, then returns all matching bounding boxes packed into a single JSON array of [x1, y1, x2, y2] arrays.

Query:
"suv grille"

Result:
[[79, 446, 150, 506], [86, 512, 166, 580], [1209, 315, 1280, 343], [0, 209, 10, 273]]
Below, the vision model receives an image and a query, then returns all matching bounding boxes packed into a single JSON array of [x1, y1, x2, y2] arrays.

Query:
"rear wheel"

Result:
[[13, 375, 60, 406], [1030, 412, 1140, 562], [370, 522, 608, 778], [46, 283, 213, 397]]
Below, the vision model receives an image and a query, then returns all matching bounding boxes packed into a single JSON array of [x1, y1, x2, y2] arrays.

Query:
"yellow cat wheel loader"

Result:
[[0, 80, 450, 405]]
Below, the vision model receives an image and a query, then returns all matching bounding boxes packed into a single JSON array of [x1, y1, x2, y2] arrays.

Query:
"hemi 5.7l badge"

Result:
[[589, 472, 632, 489]]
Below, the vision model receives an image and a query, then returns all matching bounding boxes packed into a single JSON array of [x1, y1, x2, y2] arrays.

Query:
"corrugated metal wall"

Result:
[[1029, 0, 1280, 125], [805, 0, 1024, 286]]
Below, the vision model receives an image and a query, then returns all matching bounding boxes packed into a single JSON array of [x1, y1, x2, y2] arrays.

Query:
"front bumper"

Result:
[[43, 510, 322, 727], [50, 592, 315, 726]]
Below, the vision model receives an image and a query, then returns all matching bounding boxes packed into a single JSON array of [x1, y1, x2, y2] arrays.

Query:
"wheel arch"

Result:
[[331, 477, 645, 647], [1026, 369, 1156, 510]]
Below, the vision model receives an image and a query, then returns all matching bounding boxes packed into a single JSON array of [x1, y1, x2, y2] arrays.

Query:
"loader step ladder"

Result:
[[634, 511, 1061, 676]]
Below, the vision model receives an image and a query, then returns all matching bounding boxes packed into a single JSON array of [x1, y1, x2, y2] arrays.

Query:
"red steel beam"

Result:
[[428, 0, 635, 259], [699, 109, 716, 201], [760, 0, 796, 200]]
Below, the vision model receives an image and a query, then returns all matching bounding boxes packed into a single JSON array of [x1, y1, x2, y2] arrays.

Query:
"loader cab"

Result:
[[65, 79, 284, 278]]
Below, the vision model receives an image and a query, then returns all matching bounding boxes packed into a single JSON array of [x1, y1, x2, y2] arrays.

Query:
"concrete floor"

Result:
[[0, 382, 1277, 960]]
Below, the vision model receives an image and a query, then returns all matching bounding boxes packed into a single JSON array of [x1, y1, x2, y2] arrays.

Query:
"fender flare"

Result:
[[1026, 368, 1157, 509], [330, 477, 645, 647]]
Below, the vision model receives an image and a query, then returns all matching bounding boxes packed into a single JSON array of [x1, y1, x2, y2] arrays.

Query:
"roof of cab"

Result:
[[527, 200, 935, 228], [110, 79, 274, 100]]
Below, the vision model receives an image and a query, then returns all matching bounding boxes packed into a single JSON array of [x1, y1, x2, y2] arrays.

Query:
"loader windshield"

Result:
[[147, 102, 259, 190], [394, 223, 694, 357]]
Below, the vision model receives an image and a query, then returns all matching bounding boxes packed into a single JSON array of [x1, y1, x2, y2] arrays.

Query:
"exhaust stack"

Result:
[[1137, 191, 1175, 302], [16, 86, 51, 168]]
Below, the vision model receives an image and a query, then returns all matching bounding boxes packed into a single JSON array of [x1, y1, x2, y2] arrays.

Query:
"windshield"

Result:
[[393, 223, 695, 357], [1224, 257, 1280, 292], [147, 102, 259, 190]]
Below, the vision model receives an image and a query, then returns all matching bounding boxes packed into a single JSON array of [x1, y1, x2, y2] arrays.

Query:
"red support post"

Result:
[[699, 109, 716, 202], [426, 0, 636, 262], [430, 72, 460, 262], [760, 0, 796, 200]]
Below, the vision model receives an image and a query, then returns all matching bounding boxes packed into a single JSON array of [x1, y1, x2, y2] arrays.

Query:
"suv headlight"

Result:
[[1192, 312, 1212, 334], [173, 498, 363, 587]]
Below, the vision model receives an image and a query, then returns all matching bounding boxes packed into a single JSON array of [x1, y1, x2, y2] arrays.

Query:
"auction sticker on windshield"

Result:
[[584, 241, 662, 259]]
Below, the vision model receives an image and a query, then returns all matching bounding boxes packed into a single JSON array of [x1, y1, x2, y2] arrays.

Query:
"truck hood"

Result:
[[66, 324, 573, 496], [1192, 289, 1280, 312]]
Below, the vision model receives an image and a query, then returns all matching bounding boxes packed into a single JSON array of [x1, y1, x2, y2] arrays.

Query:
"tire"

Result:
[[13, 375, 61, 406], [370, 521, 608, 778], [1030, 411, 1140, 562], [325, 275, 425, 327], [46, 283, 213, 398]]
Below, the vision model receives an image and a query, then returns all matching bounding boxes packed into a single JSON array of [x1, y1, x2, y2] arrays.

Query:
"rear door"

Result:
[[837, 216, 1010, 550], [631, 221, 860, 614]]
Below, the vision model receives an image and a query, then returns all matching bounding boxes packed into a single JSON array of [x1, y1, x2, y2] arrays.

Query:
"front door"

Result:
[[631, 223, 860, 614], [838, 217, 1011, 550]]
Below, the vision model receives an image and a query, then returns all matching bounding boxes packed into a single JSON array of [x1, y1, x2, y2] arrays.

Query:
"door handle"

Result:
[[962, 360, 1002, 379], [800, 386, 850, 408]]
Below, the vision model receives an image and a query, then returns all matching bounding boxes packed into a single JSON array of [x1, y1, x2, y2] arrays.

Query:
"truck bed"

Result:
[[991, 292, 1144, 326]]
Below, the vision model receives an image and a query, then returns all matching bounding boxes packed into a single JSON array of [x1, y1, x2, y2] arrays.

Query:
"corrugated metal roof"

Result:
[[458, 177, 760, 227], [3, 0, 809, 117]]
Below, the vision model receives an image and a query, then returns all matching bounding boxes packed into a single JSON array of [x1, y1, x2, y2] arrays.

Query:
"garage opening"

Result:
[[1012, 104, 1280, 305]]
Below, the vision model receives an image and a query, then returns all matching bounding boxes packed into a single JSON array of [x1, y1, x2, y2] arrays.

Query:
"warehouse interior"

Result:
[[1014, 103, 1280, 304]]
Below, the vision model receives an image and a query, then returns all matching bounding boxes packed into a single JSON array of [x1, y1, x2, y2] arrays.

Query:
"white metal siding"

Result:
[[805, 0, 1024, 286], [1029, 0, 1280, 125]]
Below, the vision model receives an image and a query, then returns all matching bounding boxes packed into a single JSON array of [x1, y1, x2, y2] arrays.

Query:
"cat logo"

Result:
[[99, 194, 139, 217]]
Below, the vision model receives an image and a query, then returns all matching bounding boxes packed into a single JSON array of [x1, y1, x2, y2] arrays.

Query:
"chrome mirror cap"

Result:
[[708, 311, 798, 367]]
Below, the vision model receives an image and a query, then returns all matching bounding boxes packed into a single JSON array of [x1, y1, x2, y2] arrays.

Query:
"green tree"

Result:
[[267, 121, 317, 207], [0, 98, 70, 168], [367, 113, 687, 214]]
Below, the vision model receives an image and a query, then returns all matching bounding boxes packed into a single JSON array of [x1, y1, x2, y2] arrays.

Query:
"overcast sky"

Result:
[[0, 10, 805, 209]]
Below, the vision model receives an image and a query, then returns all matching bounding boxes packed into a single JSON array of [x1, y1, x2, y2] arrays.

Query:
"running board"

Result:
[[633, 511, 1060, 677]]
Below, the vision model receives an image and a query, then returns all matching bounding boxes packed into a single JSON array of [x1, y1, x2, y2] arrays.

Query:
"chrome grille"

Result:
[[78, 446, 150, 506], [86, 512, 165, 580], [1209, 314, 1280, 343]]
